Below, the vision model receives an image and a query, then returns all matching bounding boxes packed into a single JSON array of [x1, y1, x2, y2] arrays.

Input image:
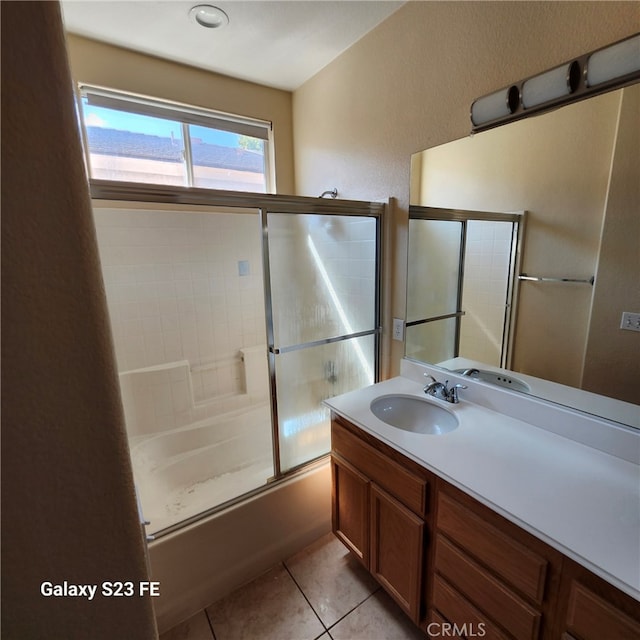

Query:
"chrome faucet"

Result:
[[461, 368, 480, 377], [424, 374, 467, 404]]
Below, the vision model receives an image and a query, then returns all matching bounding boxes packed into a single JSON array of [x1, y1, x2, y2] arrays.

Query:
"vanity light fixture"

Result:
[[586, 35, 640, 87], [470, 86, 520, 129], [521, 60, 581, 109], [471, 33, 640, 132], [189, 4, 229, 29]]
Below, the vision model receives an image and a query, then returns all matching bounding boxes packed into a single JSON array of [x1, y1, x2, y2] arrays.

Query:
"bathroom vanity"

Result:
[[325, 363, 640, 639]]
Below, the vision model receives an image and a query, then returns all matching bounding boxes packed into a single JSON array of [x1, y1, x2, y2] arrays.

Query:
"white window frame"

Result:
[[76, 84, 275, 193]]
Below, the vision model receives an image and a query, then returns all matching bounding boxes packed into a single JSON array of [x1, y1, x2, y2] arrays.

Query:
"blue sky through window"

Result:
[[82, 99, 241, 148]]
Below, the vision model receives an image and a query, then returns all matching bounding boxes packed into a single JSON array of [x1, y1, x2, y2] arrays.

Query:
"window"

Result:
[[77, 85, 272, 193]]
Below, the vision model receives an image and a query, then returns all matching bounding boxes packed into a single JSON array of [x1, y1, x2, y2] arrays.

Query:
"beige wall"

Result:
[[1, 3, 157, 638], [292, 0, 640, 376], [65, 34, 295, 194], [583, 84, 640, 403]]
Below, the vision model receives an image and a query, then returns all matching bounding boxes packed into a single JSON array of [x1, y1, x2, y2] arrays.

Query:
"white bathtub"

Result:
[[132, 403, 274, 534]]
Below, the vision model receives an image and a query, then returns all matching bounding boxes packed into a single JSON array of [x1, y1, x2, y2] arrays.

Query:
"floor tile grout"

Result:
[[283, 550, 383, 640], [163, 533, 423, 640], [288, 553, 385, 637], [324, 587, 381, 634], [282, 560, 330, 637]]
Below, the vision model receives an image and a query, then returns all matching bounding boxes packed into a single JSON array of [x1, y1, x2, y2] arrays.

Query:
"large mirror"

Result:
[[409, 84, 639, 428]]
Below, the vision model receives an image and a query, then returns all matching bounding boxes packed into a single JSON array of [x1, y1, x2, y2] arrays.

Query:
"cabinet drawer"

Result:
[[332, 419, 428, 515], [435, 535, 541, 640], [565, 582, 640, 640], [426, 609, 464, 639], [437, 492, 548, 603], [432, 575, 510, 640]]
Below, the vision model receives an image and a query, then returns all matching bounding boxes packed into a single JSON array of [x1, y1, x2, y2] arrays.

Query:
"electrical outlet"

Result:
[[392, 318, 404, 341], [620, 311, 640, 332]]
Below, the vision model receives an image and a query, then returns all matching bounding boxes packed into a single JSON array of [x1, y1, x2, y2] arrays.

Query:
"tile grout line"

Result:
[[283, 556, 383, 639], [324, 587, 382, 634], [282, 561, 330, 639]]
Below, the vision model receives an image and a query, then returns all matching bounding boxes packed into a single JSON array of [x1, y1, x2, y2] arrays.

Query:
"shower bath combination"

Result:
[[126, 359, 273, 534], [92, 194, 382, 539]]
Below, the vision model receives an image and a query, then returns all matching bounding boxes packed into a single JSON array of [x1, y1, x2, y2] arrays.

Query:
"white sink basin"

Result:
[[370, 394, 459, 435]]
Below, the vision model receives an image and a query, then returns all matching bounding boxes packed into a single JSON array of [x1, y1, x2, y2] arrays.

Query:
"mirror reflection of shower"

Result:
[[406, 208, 524, 370]]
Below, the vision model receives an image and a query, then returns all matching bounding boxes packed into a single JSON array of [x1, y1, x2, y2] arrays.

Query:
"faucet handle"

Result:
[[447, 381, 467, 403], [423, 373, 437, 394]]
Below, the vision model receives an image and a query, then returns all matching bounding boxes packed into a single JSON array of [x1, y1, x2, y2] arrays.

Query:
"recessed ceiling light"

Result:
[[189, 5, 229, 29]]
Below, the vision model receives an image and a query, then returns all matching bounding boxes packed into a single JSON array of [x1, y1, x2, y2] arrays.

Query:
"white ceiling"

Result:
[[61, 1, 405, 91]]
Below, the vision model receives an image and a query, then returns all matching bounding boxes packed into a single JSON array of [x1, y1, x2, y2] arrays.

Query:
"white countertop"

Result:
[[325, 375, 640, 601]]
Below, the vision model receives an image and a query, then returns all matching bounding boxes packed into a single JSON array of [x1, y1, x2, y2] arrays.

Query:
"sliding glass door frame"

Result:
[[90, 179, 384, 504], [407, 205, 525, 369], [260, 206, 383, 478]]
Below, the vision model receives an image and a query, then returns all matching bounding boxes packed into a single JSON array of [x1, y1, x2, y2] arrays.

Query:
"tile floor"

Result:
[[160, 532, 427, 640]]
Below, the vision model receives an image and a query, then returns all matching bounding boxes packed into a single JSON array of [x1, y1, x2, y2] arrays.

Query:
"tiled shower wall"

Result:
[[269, 215, 377, 345], [269, 215, 377, 398], [307, 215, 378, 394], [93, 205, 266, 403], [312, 216, 377, 337]]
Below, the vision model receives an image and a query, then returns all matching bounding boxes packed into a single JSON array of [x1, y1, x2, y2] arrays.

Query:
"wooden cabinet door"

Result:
[[564, 582, 640, 640], [331, 455, 369, 567], [370, 483, 425, 623], [556, 559, 640, 640]]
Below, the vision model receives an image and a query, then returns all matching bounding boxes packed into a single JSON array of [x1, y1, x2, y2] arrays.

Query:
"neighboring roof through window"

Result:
[[77, 85, 272, 193]]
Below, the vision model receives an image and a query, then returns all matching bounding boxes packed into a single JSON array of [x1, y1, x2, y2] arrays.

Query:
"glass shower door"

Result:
[[93, 202, 274, 536], [265, 212, 380, 473], [405, 218, 464, 364]]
